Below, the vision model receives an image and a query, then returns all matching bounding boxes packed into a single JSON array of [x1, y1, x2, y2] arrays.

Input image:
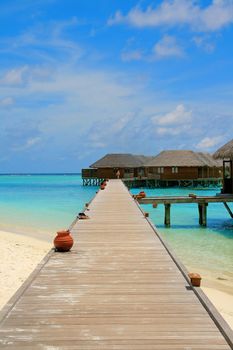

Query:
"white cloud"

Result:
[[87, 112, 135, 149], [1, 66, 28, 85], [109, 0, 233, 32], [153, 35, 184, 58], [0, 18, 83, 67], [26, 137, 41, 147], [192, 36, 215, 53], [152, 104, 192, 136], [196, 136, 223, 149], [201, 0, 233, 31], [156, 125, 191, 136], [108, 11, 124, 26], [153, 104, 192, 126], [0, 97, 14, 106], [12, 137, 41, 152]]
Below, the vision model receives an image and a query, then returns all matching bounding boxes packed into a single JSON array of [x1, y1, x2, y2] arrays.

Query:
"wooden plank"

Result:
[[0, 179, 232, 349]]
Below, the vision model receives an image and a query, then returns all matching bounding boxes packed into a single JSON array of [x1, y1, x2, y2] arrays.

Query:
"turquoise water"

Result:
[[131, 187, 233, 291], [0, 175, 232, 291], [0, 175, 97, 236]]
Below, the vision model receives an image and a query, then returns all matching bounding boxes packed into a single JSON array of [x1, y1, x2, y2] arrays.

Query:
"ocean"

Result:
[[0, 174, 97, 236], [0, 174, 232, 291]]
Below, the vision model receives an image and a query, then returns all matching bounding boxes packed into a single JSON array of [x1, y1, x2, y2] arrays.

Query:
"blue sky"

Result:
[[0, 0, 233, 172]]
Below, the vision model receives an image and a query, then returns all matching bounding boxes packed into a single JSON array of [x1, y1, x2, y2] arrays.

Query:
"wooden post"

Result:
[[202, 203, 207, 226], [198, 203, 208, 226], [164, 204, 171, 227], [198, 204, 202, 225]]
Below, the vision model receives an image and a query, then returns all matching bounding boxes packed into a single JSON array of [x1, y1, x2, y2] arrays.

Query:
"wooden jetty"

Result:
[[0, 180, 232, 349], [138, 195, 233, 227]]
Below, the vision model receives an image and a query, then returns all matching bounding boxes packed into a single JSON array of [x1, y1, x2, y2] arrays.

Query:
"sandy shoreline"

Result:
[[0, 230, 51, 309], [201, 286, 233, 329], [0, 229, 232, 330]]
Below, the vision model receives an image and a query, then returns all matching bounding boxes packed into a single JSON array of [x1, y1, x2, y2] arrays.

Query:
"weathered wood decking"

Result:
[[0, 180, 232, 349]]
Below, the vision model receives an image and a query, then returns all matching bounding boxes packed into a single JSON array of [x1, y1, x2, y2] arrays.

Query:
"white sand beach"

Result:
[[0, 229, 232, 331], [0, 230, 51, 309], [202, 286, 233, 329]]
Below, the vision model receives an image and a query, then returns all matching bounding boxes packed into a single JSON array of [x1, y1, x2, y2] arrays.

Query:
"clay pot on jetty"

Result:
[[144, 212, 149, 218], [54, 230, 73, 252], [139, 191, 146, 198], [188, 272, 202, 287], [135, 191, 146, 199], [100, 184, 106, 190]]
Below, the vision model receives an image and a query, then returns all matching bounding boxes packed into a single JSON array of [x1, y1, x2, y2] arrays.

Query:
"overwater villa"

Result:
[[145, 150, 222, 187], [82, 153, 153, 185], [82, 150, 222, 187], [214, 139, 233, 194]]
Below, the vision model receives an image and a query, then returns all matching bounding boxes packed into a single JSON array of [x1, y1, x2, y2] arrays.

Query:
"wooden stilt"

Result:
[[164, 203, 171, 227], [198, 203, 208, 226], [202, 203, 207, 226], [198, 204, 202, 225]]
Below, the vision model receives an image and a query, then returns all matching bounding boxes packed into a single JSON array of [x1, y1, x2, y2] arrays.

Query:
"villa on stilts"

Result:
[[137, 141, 233, 228], [82, 150, 222, 188], [214, 139, 233, 194]]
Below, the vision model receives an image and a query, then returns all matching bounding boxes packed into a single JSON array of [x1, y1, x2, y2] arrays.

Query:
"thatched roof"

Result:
[[196, 152, 222, 167], [90, 154, 153, 168], [146, 150, 221, 167], [213, 139, 233, 160]]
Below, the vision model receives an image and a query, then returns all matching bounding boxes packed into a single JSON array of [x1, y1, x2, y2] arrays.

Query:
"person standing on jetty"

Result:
[[116, 169, 120, 179]]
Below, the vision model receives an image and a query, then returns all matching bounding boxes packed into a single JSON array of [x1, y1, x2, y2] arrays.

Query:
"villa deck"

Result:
[[0, 180, 232, 349]]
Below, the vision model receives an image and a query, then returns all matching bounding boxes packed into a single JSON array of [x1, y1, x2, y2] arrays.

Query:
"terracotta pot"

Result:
[[188, 272, 202, 287], [54, 230, 74, 252], [100, 184, 105, 190], [135, 195, 142, 200], [139, 191, 146, 198], [144, 212, 149, 218]]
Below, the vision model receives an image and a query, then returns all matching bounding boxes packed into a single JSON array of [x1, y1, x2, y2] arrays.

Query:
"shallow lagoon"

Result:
[[0, 174, 97, 235]]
